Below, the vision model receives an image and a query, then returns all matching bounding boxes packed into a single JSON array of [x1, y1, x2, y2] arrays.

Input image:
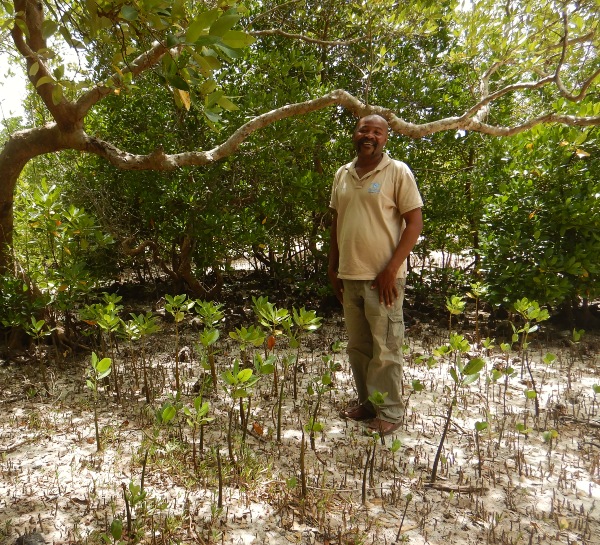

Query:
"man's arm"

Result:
[[371, 207, 423, 306], [328, 209, 344, 305]]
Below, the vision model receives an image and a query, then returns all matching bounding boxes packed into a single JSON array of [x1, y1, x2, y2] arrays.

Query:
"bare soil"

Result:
[[1, 291, 599, 545]]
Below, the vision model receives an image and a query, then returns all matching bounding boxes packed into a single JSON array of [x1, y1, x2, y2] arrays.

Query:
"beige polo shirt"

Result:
[[330, 153, 423, 280]]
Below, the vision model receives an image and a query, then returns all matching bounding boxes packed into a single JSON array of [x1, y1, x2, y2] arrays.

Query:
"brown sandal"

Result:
[[339, 404, 375, 421], [365, 418, 402, 436]]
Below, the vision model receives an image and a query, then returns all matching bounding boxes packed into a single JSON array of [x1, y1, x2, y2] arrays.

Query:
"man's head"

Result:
[[353, 115, 388, 158]]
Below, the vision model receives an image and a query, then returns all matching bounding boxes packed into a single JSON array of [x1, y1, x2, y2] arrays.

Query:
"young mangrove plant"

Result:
[[511, 298, 550, 418], [466, 282, 487, 344], [82, 293, 124, 401], [430, 334, 484, 483], [305, 371, 332, 449], [123, 312, 161, 403], [229, 325, 265, 368], [474, 420, 488, 478], [446, 294, 466, 332], [490, 341, 516, 416], [26, 317, 53, 395], [164, 294, 195, 393], [252, 295, 290, 392], [195, 300, 224, 392], [287, 306, 322, 400], [198, 327, 220, 393], [221, 359, 259, 463], [86, 351, 112, 452], [365, 390, 391, 445], [183, 396, 213, 472]]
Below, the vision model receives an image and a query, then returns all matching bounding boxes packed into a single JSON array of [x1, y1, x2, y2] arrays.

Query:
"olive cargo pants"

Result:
[[342, 279, 405, 423]]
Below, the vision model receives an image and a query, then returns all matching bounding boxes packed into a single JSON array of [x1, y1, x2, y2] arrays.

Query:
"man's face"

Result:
[[353, 116, 388, 157]]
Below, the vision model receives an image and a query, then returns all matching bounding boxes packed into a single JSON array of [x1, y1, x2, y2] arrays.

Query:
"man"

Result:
[[328, 114, 423, 436]]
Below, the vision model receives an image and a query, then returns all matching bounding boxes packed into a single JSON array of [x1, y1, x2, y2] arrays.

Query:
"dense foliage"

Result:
[[1, 0, 600, 342]]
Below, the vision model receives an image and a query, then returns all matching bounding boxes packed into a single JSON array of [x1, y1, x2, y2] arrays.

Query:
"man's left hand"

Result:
[[371, 268, 398, 307]]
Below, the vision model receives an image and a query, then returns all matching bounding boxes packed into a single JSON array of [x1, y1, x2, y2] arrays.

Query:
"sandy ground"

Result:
[[1, 313, 599, 545]]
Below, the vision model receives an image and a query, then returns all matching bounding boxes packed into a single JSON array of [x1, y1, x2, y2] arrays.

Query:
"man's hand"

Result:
[[328, 268, 344, 305], [371, 267, 398, 307]]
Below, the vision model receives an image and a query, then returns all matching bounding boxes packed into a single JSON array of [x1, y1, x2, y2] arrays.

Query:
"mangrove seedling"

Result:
[[511, 298, 549, 417], [305, 372, 332, 449], [288, 306, 322, 400], [86, 352, 112, 452], [229, 325, 266, 367], [221, 359, 259, 462], [466, 282, 487, 344], [252, 295, 290, 392], [164, 294, 195, 393], [367, 390, 389, 444], [183, 396, 213, 471], [474, 420, 488, 478], [198, 327, 220, 393], [446, 295, 466, 332], [26, 317, 53, 395], [124, 312, 161, 403], [431, 334, 484, 483]]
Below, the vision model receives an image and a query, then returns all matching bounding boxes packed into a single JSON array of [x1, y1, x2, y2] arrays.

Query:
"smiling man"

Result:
[[328, 114, 423, 436]]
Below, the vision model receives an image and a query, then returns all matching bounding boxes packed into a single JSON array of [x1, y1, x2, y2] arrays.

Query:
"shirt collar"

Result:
[[347, 152, 391, 176]]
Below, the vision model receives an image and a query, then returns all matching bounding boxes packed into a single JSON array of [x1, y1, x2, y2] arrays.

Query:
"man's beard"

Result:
[[356, 139, 379, 155]]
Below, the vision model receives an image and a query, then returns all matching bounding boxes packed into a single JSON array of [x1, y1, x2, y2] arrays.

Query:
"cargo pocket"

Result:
[[386, 311, 405, 351]]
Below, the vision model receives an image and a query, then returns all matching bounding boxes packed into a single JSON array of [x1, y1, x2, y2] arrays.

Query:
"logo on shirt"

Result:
[[367, 182, 381, 194]]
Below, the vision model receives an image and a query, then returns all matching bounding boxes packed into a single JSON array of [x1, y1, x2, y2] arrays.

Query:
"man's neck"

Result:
[[355, 152, 384, 174]]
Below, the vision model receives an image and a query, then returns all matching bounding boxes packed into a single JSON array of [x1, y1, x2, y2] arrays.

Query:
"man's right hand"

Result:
[[328, 269, 344, 305]]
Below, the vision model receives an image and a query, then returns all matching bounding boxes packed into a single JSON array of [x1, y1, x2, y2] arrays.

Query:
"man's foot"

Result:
[[339, 403, 375, 421], [364, 418, 402, 436]]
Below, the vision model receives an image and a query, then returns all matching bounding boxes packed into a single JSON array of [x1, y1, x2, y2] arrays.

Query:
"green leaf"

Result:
[[217, 95, 239, 111], [161, 405, 177, 423], [95, 357, 112, 374], [199, 79, 218, 95], [120, 5, 138, 21], [36, 76, 55, 88], [42, 20, 59, 40], [110, 519, 123, 541], [201, 327, 220, 346], [209, 14, 241, 37], [51, 84, 63, 105], [411, 379, 424, 392], [233, 388, 248, 399], [543, 352, 556, 365], [221, 370, 235, 385], [462, 372, 480, 386], [186, 9, 220, 42], [475, 421, 488, 432], [260, 364, 274, 374], [206, 90, 224, 108], [221, 30, 255, 49], [237, 368, 253, 383], [524, 389, 537, 399], [463, 357, 485, 376]]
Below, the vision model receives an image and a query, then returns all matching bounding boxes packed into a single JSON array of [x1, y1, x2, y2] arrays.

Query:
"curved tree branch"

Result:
[[249, 28, 363, 46], [74, 40, 174, 117], [554, 13, 600, 103], [44, 89, 599, 176], [11, 0, 81, 128]]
